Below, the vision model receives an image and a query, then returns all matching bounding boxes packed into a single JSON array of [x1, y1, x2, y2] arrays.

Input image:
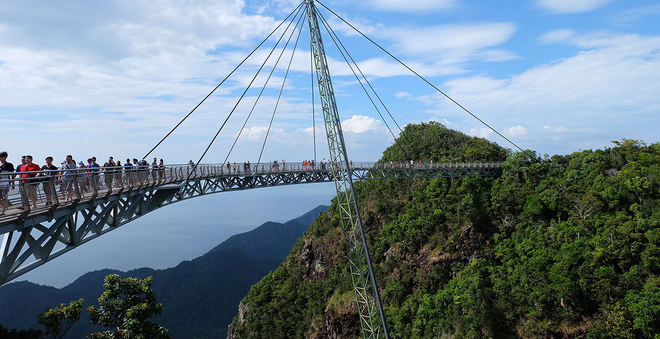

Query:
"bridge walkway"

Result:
[[0, 161, 503, 284]]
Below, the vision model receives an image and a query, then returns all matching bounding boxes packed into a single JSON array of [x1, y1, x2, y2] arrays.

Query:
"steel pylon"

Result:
[[304, 1, 390, 338]]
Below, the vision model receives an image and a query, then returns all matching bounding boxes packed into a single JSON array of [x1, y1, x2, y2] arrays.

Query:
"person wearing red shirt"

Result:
[[20, 155, 41, 208]]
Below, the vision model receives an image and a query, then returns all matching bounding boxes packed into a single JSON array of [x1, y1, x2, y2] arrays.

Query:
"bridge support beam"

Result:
[[305, 1, 390, 338]]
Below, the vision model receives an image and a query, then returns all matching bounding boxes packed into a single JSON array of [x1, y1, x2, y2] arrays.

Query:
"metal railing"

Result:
[[0, 161, 503, 217]]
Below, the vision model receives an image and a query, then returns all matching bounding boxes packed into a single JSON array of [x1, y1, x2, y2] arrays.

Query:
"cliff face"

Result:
[[228, 124, 660, 339]]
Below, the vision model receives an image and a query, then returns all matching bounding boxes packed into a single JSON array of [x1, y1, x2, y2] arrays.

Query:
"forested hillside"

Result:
[[228, 122, 660, 338]]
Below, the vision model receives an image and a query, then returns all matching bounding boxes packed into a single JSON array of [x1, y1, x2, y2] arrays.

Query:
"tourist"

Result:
[[115, 160, 123, 186], [20, 155, 41, 208], [62, 155, 77, 201], [103, 157, 116, 189], [16, 155, 27, 173], [138, 159, 148, 184], [40, 156, 59, 205], [151, 157, 158, 182], [77, 161, 87, 194], [158, 159, 165, 181], [88, 157, 101, 190], [124, 159, 133, 186], [0, 151, 15, 215], [131, 159, 139, 185]]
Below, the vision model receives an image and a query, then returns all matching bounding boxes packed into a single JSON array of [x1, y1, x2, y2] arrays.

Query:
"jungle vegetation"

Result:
[[229, 122, 660, 338]]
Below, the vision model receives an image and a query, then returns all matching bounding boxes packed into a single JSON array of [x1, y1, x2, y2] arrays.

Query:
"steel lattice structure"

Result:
[[306, 1, 390, 337]]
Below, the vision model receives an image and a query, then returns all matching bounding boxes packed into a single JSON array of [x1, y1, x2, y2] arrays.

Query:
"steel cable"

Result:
[[316, 0, 532, 157], [257, 15, 306, 166], [316, 10, 421, 164], [186, 5, 306, 180], [223, 13, 307, 167], [142, 2, 304, 161]]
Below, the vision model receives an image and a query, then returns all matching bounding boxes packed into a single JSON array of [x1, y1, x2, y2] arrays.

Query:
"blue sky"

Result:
[[2, 0, 660, 287], [1, 0, 659, 165]]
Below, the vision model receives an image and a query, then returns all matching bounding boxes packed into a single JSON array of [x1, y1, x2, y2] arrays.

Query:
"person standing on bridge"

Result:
[[124, 159, 132, 186], [103, 157, 116, 189], [40, 156, 59, 206], [131, 159, 140, 185], [19, 155, 41, 209], [77, 161, 88, 195], [0, 151, 16, 215], [158, 159, 165, 181], [62, 155, 77, 201], [151, 158, 158, 182], [114, 160, 123, 187], [88, 157, 101, 190], [137, 159, 148, 184], [15, 155, 26, 173]]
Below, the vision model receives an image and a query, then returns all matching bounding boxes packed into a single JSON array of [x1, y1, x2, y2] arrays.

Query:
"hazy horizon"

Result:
[[14, 183, 336, 288]]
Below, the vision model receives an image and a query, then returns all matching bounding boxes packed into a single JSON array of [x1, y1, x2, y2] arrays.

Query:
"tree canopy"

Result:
[[229, 123, 660, 338], [87, 275, 170, 339]]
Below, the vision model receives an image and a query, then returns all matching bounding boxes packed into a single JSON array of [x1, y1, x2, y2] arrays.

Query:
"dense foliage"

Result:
[[39, 298, 84, 339], [381, 121, 507, 162], [229, 123, 660, 338], [87, 275, 170, 339]]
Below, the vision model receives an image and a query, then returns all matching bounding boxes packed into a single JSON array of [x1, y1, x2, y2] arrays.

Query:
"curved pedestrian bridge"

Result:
[[0, 161, 502, 285]]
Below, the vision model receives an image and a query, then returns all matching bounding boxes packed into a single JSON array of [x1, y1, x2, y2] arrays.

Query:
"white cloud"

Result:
[[395, 91, 412, 99], [611, 5, 660, 26], [539, 29, 576, 44], [0, 0, 279, 110], [504, 125, 528, 138], [430, 32, 660, 155], [469, 128, 493, 138], [537, 0, 614, 13], [383, 23, 518, 70], [389, 23, 516, 55], [368, 0, 458, 12], [244, 126, 271, 142], [342, 115, 383, 133]]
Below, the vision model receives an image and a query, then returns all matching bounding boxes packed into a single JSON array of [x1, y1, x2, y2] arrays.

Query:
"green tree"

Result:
[[87, 275, 170, 339], [38, 298, 84, 339]]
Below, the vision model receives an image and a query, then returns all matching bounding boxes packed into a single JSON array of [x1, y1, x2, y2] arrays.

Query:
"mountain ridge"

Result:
[[0, 204, 328, 338]]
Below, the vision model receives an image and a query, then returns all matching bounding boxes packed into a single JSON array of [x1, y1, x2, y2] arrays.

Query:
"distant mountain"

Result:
[[211, 205, 328, 259], [0, 205, 328, 338]]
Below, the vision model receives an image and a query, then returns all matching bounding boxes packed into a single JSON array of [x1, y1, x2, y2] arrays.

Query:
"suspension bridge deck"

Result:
[[0, 161, 502, 285]]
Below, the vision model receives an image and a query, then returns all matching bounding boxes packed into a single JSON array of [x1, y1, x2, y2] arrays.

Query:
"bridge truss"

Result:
[[0, 162, 501, 286]]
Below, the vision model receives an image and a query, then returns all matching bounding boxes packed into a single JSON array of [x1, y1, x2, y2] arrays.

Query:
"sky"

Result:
[[1, 0, 660, 286], [1, 0, 659, 165]]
